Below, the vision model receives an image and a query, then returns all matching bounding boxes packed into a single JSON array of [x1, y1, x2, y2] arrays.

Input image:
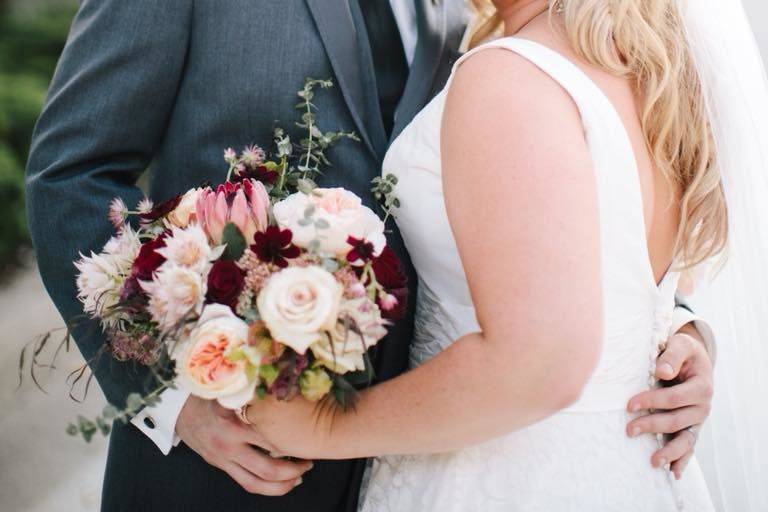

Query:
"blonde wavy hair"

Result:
[[470, 0, 728, 268]]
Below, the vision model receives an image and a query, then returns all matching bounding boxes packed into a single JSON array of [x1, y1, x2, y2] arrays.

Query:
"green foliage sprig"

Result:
[[371, 173, 401, 224]]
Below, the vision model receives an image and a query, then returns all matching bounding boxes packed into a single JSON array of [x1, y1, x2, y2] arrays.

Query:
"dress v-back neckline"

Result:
[[501, 37, 676, 292]]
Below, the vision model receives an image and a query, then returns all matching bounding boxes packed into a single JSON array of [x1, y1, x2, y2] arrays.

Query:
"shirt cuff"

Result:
[[130, 386, 190, 455], [669, 306, 717, 363]]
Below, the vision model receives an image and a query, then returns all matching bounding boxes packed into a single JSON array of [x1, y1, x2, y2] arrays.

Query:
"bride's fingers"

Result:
[[241, 423, 278, 453], [650, 430, 696, 469], [627, 375, 712, 412], [627, 405, 707, 437]]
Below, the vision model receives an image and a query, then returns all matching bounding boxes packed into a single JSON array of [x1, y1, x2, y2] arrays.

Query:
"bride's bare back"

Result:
[[518, 15, 681, 284]]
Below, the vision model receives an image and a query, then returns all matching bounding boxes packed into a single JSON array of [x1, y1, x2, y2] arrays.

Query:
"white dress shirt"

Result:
[[131, 2, 716, 454], [389, 0, 418, 66]]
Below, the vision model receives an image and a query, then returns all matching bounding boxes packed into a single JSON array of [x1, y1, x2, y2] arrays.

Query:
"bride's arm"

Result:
[[248, 49, 603, 459]]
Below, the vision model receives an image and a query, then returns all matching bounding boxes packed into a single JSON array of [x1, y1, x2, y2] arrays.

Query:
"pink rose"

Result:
[[273, 188, 385, 258]]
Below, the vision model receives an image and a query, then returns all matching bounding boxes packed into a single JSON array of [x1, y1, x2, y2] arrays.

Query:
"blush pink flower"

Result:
[[196, 179, 270, 244], [108, 198, 128, 229], [273, 188, 386, 258]]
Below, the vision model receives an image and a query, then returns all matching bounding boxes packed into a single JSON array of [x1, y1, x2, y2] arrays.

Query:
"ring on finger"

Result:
[[236, 404, 252, 425]]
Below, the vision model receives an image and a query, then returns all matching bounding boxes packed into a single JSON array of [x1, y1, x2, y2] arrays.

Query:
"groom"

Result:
[[25, 1, 716, 511]]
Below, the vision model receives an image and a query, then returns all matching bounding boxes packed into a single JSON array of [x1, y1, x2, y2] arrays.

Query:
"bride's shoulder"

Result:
[[444, 38, 582, 139], [441, 38, 589, 183]]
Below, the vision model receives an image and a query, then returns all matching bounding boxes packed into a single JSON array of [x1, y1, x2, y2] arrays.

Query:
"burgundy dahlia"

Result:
[[251, 226, 301, 268], [231, 164, 279, 186], [206, 260, 246, 310], [370, 246, 408, 320], [119, 276, 148, 313], [346, 236, 376, 264], [138, 194, 182, 223], [131, 234, 168, 281]]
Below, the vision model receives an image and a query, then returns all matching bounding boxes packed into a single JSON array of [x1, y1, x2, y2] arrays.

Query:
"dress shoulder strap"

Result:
[[450, 37, 618, 131]]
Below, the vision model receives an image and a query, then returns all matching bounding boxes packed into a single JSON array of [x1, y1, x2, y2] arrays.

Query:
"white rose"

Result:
[[311, 297, 387, 374], [257, 266, 342, 354], [167, 188, 204, 228], [173, 304, 258, 409], [272, 188, 386, 258]]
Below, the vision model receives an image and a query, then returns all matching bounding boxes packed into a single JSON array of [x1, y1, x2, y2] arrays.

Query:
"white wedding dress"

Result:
[[360, 38, 714, 511]]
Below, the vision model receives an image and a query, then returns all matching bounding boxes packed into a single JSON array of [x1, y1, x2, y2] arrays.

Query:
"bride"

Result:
[[244, 0, 768, 510]]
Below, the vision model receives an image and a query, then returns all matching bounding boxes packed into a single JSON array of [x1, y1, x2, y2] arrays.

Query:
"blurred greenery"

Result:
[[0, 0, 77, 269]]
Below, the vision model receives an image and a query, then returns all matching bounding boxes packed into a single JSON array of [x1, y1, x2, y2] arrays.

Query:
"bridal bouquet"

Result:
[[49, 79, 406, 440]]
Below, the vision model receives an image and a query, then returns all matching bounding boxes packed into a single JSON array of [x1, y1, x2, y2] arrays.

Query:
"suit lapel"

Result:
[[305, 0, 384, 159], [390, 0, 448, 142]]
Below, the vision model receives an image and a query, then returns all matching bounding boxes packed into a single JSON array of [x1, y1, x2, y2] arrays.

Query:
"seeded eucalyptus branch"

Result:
[[66, 380, 175, 442], [295, 78, 360, 181], [371, 173, 401, 224]]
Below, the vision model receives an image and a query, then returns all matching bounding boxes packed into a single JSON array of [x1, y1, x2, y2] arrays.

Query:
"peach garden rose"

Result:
[[173, 304, 258, 409]]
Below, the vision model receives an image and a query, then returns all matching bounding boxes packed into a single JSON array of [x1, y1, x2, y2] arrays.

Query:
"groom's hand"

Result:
[[176, 396, 312, 495], [626, 324, 714, 479]]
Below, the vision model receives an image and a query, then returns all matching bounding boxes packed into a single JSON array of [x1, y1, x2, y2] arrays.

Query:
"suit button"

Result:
[[143, 416, 156, 429]]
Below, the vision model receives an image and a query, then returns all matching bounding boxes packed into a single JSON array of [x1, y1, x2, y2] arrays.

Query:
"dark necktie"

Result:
[[357, 0, 410, 137]]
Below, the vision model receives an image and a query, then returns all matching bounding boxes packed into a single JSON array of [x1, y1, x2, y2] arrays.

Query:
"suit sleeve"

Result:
[[672, 296, 717, 362], [25, 0, 193, 409]]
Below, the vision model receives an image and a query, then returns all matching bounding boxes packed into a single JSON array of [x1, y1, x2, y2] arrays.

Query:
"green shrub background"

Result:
[[0, 0, 77, 268]]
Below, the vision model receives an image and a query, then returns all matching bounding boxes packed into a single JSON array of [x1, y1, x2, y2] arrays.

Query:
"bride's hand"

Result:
[[245, 394, 334, 460]]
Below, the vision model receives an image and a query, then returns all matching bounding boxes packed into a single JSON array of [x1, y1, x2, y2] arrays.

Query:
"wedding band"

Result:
[[236, 404, 252, 425]]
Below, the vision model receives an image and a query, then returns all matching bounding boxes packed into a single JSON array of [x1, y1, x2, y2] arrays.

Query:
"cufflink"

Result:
[[143, 416, 156, 429]]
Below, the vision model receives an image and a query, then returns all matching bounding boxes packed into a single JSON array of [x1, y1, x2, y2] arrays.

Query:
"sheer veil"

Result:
[[681, 1, 768, 510]]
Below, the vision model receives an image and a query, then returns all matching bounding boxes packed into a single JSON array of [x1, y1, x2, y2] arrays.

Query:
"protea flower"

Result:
[[196, 179, 270, 244]]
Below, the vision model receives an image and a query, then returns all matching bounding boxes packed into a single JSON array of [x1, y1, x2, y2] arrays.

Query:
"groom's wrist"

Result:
[[677, 322, 704, 346], [130, 387, 190, 454], [670, 307, 716, 364]]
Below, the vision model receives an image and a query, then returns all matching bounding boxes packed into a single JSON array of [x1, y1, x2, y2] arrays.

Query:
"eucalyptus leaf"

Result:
[[322, 258, 340, 273], [297, 179, 317, 195], [102, 405, 119, 420], [221, 223, 247, 261], [126, 393, 144, 413]]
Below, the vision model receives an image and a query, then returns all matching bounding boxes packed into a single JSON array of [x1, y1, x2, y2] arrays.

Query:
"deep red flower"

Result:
[[251, 226, 301, 268], [131, 234, 168, 281], [371, 246, 407, 289], [231, 164, 278, 186], [138, 195, 182, 223], [370, 246, 408, 320], [119, 276, 148, 313], [206, 260, 246, 310], [346, 236, 376, 264]]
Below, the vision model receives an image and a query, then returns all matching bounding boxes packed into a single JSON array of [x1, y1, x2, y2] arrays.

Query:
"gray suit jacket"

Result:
[[26, 1, 468, 510]]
